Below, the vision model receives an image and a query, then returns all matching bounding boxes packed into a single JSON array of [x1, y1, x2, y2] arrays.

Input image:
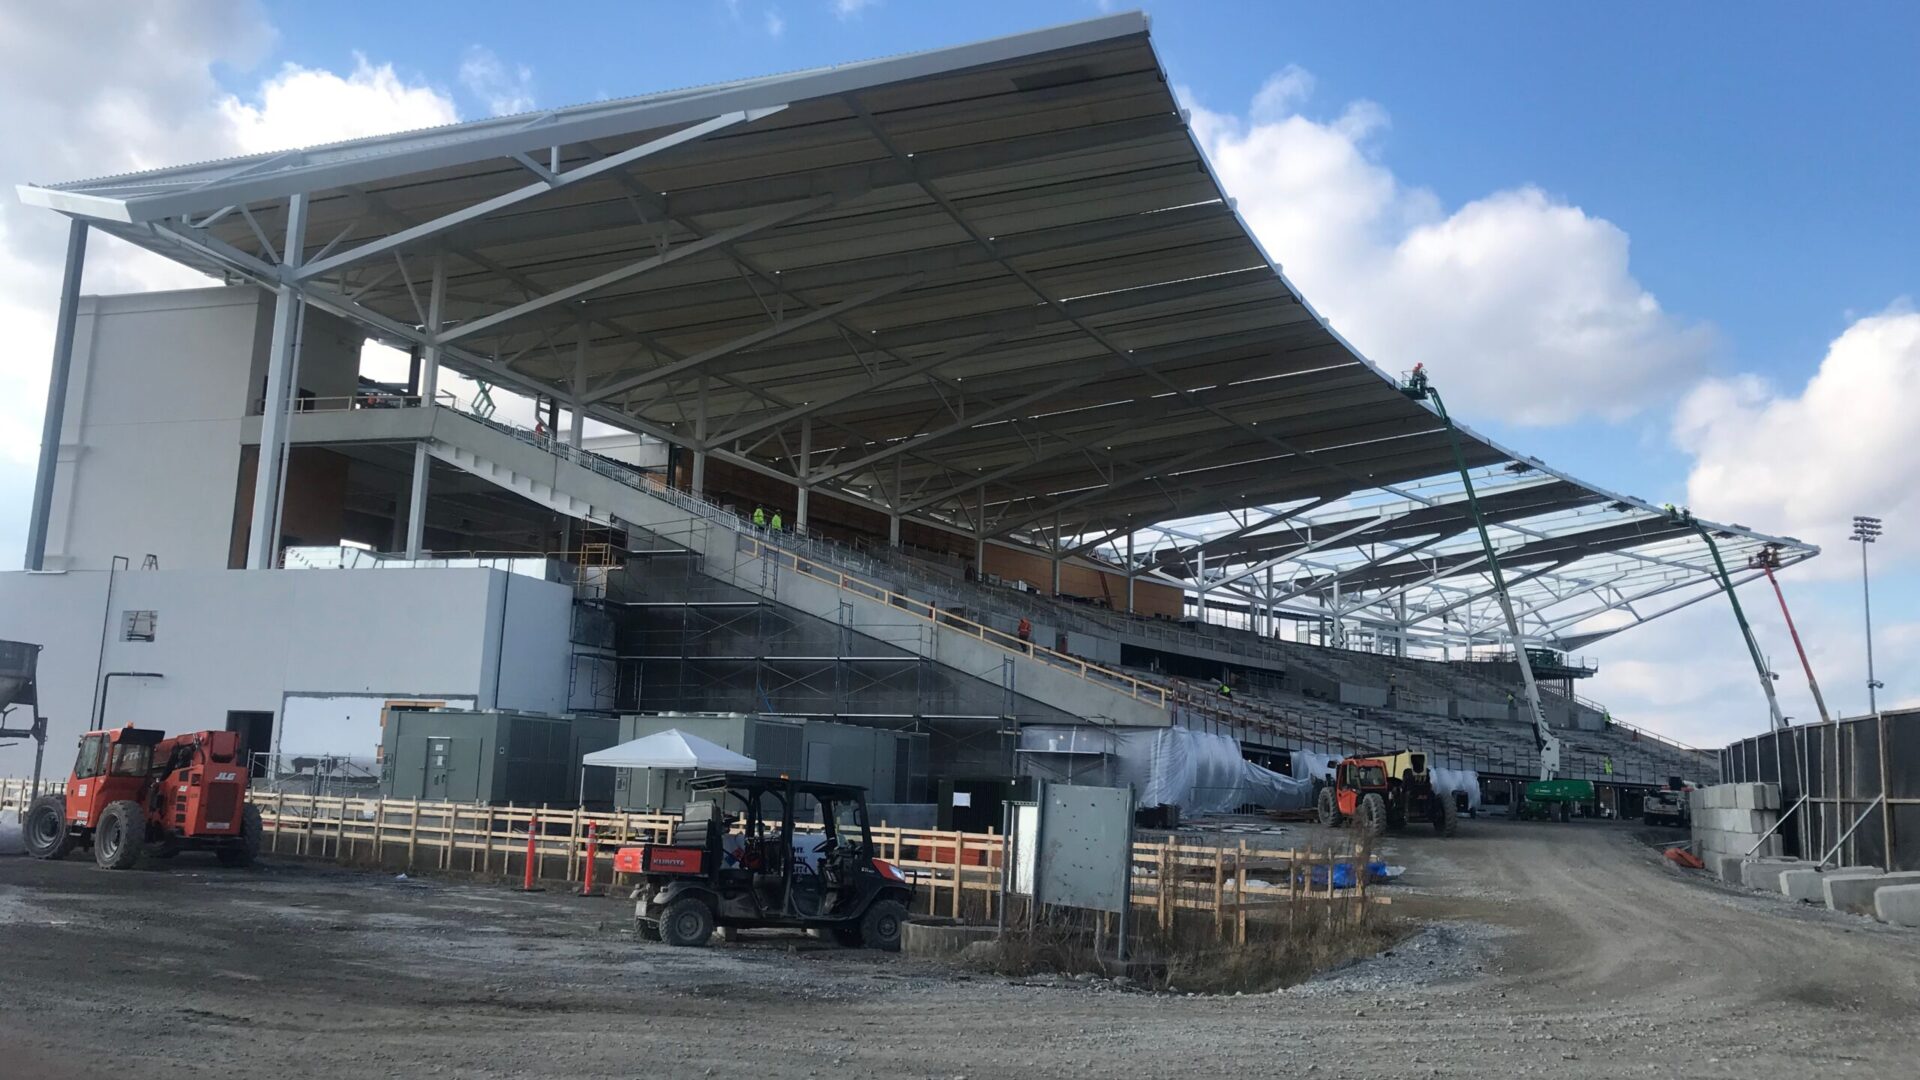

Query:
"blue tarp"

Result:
[[1298, 860, 1392, 889]]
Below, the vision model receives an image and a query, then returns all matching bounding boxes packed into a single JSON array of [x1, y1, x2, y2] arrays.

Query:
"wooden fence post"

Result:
[[952, 832, 965, 919], [1212, 846, 1225, 939], [1235, 840, 1248, 946]]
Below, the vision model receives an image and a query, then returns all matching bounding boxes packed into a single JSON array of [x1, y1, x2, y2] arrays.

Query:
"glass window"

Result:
[[1351, 765, 1386, 787], [108, 742, 152, 778], [825, 797, 868, 847], [73, 736, 107, 779]]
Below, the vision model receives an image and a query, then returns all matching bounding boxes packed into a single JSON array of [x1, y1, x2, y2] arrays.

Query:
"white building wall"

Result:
[[0, 567, 572, 778], [42, 286, 363, 573]]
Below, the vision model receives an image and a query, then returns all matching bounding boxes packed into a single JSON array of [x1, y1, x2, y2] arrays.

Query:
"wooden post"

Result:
[[952, 832, 965, 919], [568, 806, 582, 883], [1158, 841, 1172, 931], [407, 800, 420, 868], [1212, 846, 1225, 938], [485, 807, 497, 877], [372, 798, 386, 867], [1235, 840, 1248, 946], [271, 791, 284, 854]]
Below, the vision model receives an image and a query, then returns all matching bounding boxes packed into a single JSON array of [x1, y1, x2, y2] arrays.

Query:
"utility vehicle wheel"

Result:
[[1435, 796, 1459, 837], [23, 795, 74, 861], [637, 920, 661, 942], [861, 898, 907, 952], [94, 801, 145, 870], [216, 804, 263, 867], [1316, 786, 1343, 827], [658, 897, 715, 948], [832, 926, 865, 948], [1357, 793, 1388, 837], [1558, 802, 1573, 823]]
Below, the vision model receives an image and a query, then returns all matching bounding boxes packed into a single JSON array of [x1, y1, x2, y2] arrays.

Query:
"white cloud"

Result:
[[1184, 77, 1712, 427], [1676, 304, 1920, 564], [834, 0, 879, 18], [0, 1, 462, 565], [458, 45, 535, 118], [765, 9, 787, 37]]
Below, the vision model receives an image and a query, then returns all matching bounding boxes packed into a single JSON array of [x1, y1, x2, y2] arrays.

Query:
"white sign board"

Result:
[[1035, 782, 1134, 914]]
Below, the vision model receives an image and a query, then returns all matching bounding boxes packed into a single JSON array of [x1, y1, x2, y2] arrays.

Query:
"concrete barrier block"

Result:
[[1780, 867, 1884, 903], [1825, 872, 1920, 915], [1711, 853, 1747, 882], [1741, 858, 1803, 891], [1874, 884, 1920, 927]]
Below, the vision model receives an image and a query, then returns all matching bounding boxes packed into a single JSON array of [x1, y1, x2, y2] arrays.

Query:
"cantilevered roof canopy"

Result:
[[17, 11, 1815, 651]]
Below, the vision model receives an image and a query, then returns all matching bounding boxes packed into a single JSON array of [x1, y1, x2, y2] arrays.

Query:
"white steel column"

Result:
[[974, 488, 988, 575], [1051, 512, 1063, 594], [246, 195, 308, 570], [1125, 529, 1136, 613], [403, 256, 447, 559], [24, 218, 88, 571], [568, 331, 587, 447], [888, 513, 902, 547], [1195, 547, 1207, 623], [690, 375, 708, 495], [795, 417, 811, 530]]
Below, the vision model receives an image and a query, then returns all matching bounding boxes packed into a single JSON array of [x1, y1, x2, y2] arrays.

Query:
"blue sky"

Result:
[[2, 1, 1914, 745]]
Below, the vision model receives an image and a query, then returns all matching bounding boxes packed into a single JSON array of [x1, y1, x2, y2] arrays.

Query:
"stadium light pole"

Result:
[[1850, 515, 1883, 713]]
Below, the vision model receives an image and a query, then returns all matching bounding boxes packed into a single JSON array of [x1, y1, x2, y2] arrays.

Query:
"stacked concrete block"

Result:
[[1778, 866, 1884, 903], [1874, 885, 1920, 928], [1710, 853, 1749, 882], [1691, 782, 1784, 864], [1741, 858, 1805, 891], [1825, 872, 1920, 916]]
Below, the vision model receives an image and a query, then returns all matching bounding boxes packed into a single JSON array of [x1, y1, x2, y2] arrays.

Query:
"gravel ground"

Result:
[[1, 815, 1916, 1079]]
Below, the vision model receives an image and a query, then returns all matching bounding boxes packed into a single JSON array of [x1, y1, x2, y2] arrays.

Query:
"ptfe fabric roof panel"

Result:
[[16, 12, 1815, 594]]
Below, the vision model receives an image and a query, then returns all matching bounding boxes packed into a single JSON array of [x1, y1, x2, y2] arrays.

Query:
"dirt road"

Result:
[[1, 816, 1914, 1079]]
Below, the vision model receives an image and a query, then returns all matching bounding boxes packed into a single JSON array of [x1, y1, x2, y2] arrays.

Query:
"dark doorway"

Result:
[[226, 710, 274, 778]]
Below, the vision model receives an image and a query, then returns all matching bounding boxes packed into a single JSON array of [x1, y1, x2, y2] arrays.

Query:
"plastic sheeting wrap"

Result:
[[1291, 748, 1340, 788], [1019, 726, 1313, 814], [1430, 767, 1482, 810]]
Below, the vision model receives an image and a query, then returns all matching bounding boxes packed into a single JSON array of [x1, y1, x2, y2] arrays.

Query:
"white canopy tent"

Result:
[[579, 728, 758, 808]]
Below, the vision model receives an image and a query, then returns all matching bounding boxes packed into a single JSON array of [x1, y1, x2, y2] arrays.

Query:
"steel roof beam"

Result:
[[582, 272, 921, 404], [294, 109, 774, 283], [440, 195, 833, 346]]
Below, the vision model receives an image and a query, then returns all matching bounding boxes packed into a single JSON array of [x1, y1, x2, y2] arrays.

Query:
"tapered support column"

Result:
[[1125, 529, 1136, 614], [25, 219, 88, 571], [691, 376, 708, 495], [795, 418, 811, 531], [404, 256, 447, 559], [247, 196, 309, 569]]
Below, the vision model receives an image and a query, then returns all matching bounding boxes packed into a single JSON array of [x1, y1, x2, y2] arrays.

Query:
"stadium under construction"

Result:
[[2, 12, 1824, 828]]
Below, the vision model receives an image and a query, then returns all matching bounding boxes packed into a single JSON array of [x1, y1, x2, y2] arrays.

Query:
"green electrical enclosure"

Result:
[[609, 711, 928, 812], [382, 709, 617, 806]]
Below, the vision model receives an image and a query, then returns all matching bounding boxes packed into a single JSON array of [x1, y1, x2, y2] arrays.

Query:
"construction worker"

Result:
[[1603, 755, 1614, 776], [1017, 617, 1032, 643], [1218, 681, 1233, 699], [769, 510, 783, 531], [751, 506, 767, 528]]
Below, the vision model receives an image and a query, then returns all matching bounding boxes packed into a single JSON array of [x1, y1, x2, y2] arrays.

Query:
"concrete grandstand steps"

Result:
[[417, 405, 1172, 729]]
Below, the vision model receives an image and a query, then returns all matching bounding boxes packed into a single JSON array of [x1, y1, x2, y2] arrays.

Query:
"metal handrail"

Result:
[[737, 536, 1169, 709], [426, 406, 1698, 756]]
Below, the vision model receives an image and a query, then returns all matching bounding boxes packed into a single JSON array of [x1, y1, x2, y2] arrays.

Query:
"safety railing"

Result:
[[0, 783, 1382, 935]]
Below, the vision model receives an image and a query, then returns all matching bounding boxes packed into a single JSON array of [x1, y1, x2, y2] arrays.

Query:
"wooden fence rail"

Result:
[[3, 779, 1373, 941]]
